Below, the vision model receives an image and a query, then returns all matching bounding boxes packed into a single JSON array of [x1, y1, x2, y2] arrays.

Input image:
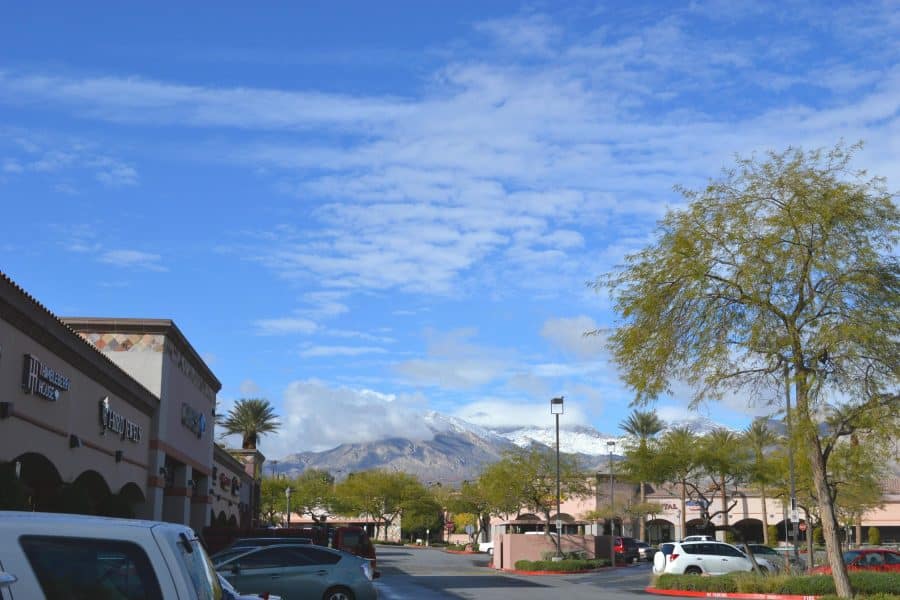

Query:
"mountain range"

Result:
[[271, 411, 725, 483]]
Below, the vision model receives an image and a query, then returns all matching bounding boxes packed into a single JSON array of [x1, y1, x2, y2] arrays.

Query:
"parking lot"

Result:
[[374, 545, 655, 600]]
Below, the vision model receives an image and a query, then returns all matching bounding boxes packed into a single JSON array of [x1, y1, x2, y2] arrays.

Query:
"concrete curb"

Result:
[[645, 587, 819, 600]]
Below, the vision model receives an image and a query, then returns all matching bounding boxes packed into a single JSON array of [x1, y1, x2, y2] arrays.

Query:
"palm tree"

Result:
[[744, 420, 778, 545], [620, 409, 665, 541], [220, 398, 281, 449]]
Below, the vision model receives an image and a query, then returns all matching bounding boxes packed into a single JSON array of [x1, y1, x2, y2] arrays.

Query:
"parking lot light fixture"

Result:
[[551, 396, 564, 560]]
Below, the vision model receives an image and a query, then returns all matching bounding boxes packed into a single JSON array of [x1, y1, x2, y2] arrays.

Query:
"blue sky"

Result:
[[2, 1, 898, 459]]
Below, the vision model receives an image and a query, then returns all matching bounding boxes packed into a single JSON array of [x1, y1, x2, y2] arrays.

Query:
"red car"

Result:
[[810, 549, 900, 573]]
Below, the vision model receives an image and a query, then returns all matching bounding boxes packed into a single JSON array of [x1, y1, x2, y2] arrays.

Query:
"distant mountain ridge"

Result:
[[273, 411, 729, 482]]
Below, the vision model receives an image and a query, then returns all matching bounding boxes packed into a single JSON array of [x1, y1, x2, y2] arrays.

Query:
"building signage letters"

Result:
[[99, 397, 143, 443], [181, 403, 207, 439], [21, 354, 70, 401], [662, 503, 678, 511]]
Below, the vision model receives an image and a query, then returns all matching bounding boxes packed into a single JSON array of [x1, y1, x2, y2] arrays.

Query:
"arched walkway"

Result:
[[686, 518, 716, 538], [774, 519, 807, 543], [647, 518, 675, 544], [13, 452, 62, 512], [732, 518, 764, 543]]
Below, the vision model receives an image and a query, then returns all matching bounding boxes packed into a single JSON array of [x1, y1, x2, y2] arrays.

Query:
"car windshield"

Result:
[[843, 551, 862, 564]]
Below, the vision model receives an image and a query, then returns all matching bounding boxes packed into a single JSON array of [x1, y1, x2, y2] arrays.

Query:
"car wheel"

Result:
[[323, 586, 355, 600], [684, 566, 702, 575]]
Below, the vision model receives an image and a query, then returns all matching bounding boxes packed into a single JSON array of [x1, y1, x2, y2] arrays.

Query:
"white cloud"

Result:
[[98, 249, 166, 271], [540, 316, 606, 358], [254, 317, 318, 335], [453, 398, 590, 429], [261, 380, 433, 456]]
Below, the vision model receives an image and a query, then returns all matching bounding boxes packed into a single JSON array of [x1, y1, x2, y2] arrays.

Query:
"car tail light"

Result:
[[669, 553, 679, 561]]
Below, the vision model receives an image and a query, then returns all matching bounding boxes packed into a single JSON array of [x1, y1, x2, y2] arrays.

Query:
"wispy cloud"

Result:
[[98, 249, 167, 271], [300, 345, 387, 358], [254, 317, 319, 335]]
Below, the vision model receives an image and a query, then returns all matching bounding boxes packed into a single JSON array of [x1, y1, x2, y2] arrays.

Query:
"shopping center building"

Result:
[[0, 270, 258, 531]]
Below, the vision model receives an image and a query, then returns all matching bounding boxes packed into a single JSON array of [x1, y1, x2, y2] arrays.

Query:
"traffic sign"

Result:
[[790, 509, 800, 523]]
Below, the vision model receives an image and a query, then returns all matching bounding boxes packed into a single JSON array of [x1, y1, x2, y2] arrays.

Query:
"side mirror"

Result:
[[231, 563, 241, 575]]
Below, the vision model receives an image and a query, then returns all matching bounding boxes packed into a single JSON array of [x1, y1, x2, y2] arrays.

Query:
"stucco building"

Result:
[[0, 270, 260, 531]]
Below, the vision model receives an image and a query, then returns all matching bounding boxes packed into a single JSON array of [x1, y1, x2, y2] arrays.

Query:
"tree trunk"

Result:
[[680, 481, 687, 539], [799, 384, 852, 598], [639, 481, 647, 541], [720, 473, 728, 538], [761, 487, 769, 545]]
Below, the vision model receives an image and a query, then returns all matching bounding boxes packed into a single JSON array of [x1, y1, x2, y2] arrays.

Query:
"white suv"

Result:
[[653, 541, 775, 575]]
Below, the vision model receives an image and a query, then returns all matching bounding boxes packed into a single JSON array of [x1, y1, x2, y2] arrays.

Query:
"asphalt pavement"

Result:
[[374, 545, 656, 600]]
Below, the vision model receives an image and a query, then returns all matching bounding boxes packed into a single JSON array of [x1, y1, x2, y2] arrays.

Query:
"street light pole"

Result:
[[784, 365, 800, 564], [285, 486, 292, 528], [550, 397, 564, 561], [607, 440, 616, 566]]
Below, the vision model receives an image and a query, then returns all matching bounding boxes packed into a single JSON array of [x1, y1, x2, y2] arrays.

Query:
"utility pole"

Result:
[[608, 440, 616, 566]]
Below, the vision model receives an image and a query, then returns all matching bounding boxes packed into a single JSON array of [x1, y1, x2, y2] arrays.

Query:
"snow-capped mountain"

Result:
[[272, 411, 734, 482], [491, 424, 623, 456]]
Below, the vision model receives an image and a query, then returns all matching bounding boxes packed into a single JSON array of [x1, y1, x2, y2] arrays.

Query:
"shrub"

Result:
[[814, 526, 825, 545], [767, 525, 779, 546], [514, 559, 606, 572], [868, 526, 881, 546], [652, 572, 899, 596]]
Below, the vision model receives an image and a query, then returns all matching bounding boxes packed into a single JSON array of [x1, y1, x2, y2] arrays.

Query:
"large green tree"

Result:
[[219, 398, 281, 449], [601, 143, 899, 597], [619, 409, 665, 541], [478, 447, 591, 533], [291, 469, 335, 524]]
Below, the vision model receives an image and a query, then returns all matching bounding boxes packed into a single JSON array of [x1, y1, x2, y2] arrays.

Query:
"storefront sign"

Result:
[[99, 397, 143, 443], [21, 354, 70, 401], [181, 403, 207, 439]]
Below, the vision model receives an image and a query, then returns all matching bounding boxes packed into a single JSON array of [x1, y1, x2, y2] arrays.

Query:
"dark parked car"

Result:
[[636, 541, 657, 561], [596, 535, 640, 563]]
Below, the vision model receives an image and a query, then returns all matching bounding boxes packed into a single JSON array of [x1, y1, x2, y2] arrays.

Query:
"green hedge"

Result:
[[653, 572, 900, 595], [514, 558, 608, 572], [820, 595, 900, 600]]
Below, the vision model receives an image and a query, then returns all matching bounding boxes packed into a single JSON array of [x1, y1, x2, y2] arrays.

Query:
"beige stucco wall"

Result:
[[0, 318, 152, 497]]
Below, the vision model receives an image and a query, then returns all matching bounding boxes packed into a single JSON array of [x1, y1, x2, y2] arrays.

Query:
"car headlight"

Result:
[[360, 560, 374, 581]]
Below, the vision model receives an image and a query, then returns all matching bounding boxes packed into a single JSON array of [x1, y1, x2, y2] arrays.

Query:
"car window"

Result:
[[715, 544, 745, 557], [865, 553, 884, 566], [750, 545, 776, 555], [19, 535, 163, 600], [884, 552, 900, 565], [844, 551, 862, 564], [660, 543, 675, 555], [292, 547, 342, 566], [238, 548, 300, 569], [681, 543, 699, 554]]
